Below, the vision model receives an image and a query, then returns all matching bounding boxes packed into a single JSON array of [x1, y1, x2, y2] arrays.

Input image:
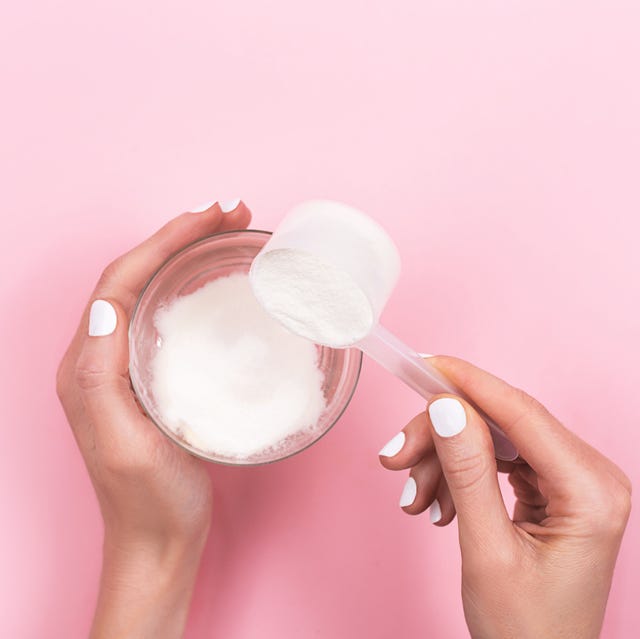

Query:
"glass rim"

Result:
[[128, 228, 363, 467]]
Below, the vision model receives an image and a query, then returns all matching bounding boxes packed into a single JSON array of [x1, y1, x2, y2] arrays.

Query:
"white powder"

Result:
[[249, 200, 401, 348], [250, 249, 374, 347], [150, 273, 327, 459]]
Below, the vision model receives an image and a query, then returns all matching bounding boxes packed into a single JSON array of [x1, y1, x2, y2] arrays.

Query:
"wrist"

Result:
[[102, 521, 209, 568], [90, 528, 208, 639], [103, 534, 205, 592]]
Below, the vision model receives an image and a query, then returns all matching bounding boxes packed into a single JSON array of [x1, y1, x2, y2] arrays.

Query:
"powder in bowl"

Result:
[[149, 272, 327, 460]]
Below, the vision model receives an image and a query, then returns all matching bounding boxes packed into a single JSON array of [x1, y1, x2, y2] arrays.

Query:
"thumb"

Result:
[[427, 395, 513, 550], [75, 298, 143, 437]]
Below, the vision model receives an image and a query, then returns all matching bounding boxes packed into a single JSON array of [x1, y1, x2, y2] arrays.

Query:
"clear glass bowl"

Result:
[[129, 229, 362, 466]]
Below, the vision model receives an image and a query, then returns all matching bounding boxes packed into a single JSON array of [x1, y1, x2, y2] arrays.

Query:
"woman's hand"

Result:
[[379, 356, 631, 639], [57, 200, 251, 639]]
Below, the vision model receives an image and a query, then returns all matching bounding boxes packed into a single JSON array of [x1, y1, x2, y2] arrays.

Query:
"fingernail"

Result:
[[399, 477, 417, 508], [88, 300, 117, 337], [429, 397, 466, 437], [418, 352, 433, 358], [379, 431, 405, 457], [219, 198, 241, 213], [189, 200, 216, 213], [429, 499, 442, 524]]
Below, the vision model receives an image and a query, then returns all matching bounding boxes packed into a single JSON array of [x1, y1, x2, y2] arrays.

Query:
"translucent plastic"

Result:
[[360, 327, 518, 460], [251, 201, 518, 461], [251, 200, 402, 342]]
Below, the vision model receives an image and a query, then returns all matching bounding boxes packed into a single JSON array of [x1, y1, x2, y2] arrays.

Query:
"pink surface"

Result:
[[1, 2, 638, 637]]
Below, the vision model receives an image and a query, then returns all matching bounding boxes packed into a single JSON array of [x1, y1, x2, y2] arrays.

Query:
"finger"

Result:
[[216, 200, 252, 231], [508, 472, 548, 508], [427, 395, 513, 549], [430, 480, 456, 527], [514, 502, 548, 525], [508, 468, 548, 526], [510, 463, 541, 491], [399, 455, 442, 515], [378, 412, 435, 470], [428, 356, 584, 484], [497, 460, 519, 474], [60, 201, 252, 386], [75, 298, 156, 454], [101, 199, 250, 304], [93, 205, 226, 310]]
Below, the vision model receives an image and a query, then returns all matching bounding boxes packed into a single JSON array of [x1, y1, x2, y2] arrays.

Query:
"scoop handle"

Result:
[[358, 324, 518, 461]]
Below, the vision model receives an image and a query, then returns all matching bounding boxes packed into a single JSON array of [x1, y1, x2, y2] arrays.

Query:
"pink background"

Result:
[[1, 1, 638, 637]]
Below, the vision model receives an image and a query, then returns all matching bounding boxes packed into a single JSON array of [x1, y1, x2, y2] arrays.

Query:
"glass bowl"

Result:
[[129, 229, 362, 466]]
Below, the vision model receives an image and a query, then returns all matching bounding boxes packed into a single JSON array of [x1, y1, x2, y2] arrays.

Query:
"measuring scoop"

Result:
[[249, 200, 518, 461]]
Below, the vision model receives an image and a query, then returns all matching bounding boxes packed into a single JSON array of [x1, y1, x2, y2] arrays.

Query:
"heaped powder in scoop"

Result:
[[250, 249, 374, 347], [249, 200, 400, 348], [150, 272, 326, 459]]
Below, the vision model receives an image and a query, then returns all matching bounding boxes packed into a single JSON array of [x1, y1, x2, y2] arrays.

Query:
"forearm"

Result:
[[90, 532, 207, 639]]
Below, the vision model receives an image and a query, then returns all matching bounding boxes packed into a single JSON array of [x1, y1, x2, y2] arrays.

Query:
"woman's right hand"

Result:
[[379, 356, 631, 639]]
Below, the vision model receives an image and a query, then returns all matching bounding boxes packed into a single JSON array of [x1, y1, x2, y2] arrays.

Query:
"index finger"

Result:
[[427, 355, 584, 484], [61, 201, 251, 371], [95, 201, 251, 311]]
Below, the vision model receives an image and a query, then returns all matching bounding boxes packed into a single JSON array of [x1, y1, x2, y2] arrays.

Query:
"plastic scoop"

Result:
[[249, 200, 518, 461]]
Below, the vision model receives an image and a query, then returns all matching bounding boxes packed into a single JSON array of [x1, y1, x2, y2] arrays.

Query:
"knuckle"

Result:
[[513, 387, 549, 420], [585, 481, 632, 536], [74, 364, 108, 391], [608, 488, 632, 526], [103, 258, 122, 280], [503, 388, 552, 435], [95, 258, 137, 307], [620, 471, 633, 495], [98, 258, 123, 288], [443, 450, 490, 493]]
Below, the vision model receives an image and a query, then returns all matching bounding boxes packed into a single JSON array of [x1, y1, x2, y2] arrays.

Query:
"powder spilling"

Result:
[[250, 249, 374, 347], [150, 273, 327, 459]]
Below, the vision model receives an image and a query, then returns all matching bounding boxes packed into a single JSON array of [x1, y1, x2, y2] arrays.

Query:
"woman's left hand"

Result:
[[57, 200, 251, 639]]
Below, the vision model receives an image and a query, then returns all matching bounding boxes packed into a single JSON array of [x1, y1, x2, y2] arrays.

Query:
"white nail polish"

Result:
[[379, 432, 405, 457], [429, 397, 466, 437], [189, 200, 216, 213], [429, 499, 442, 524], [88, 300, 117, 336], [399, 477, 417, 508], [219, 198, 240, 213], [417, 352, 433, 358]]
